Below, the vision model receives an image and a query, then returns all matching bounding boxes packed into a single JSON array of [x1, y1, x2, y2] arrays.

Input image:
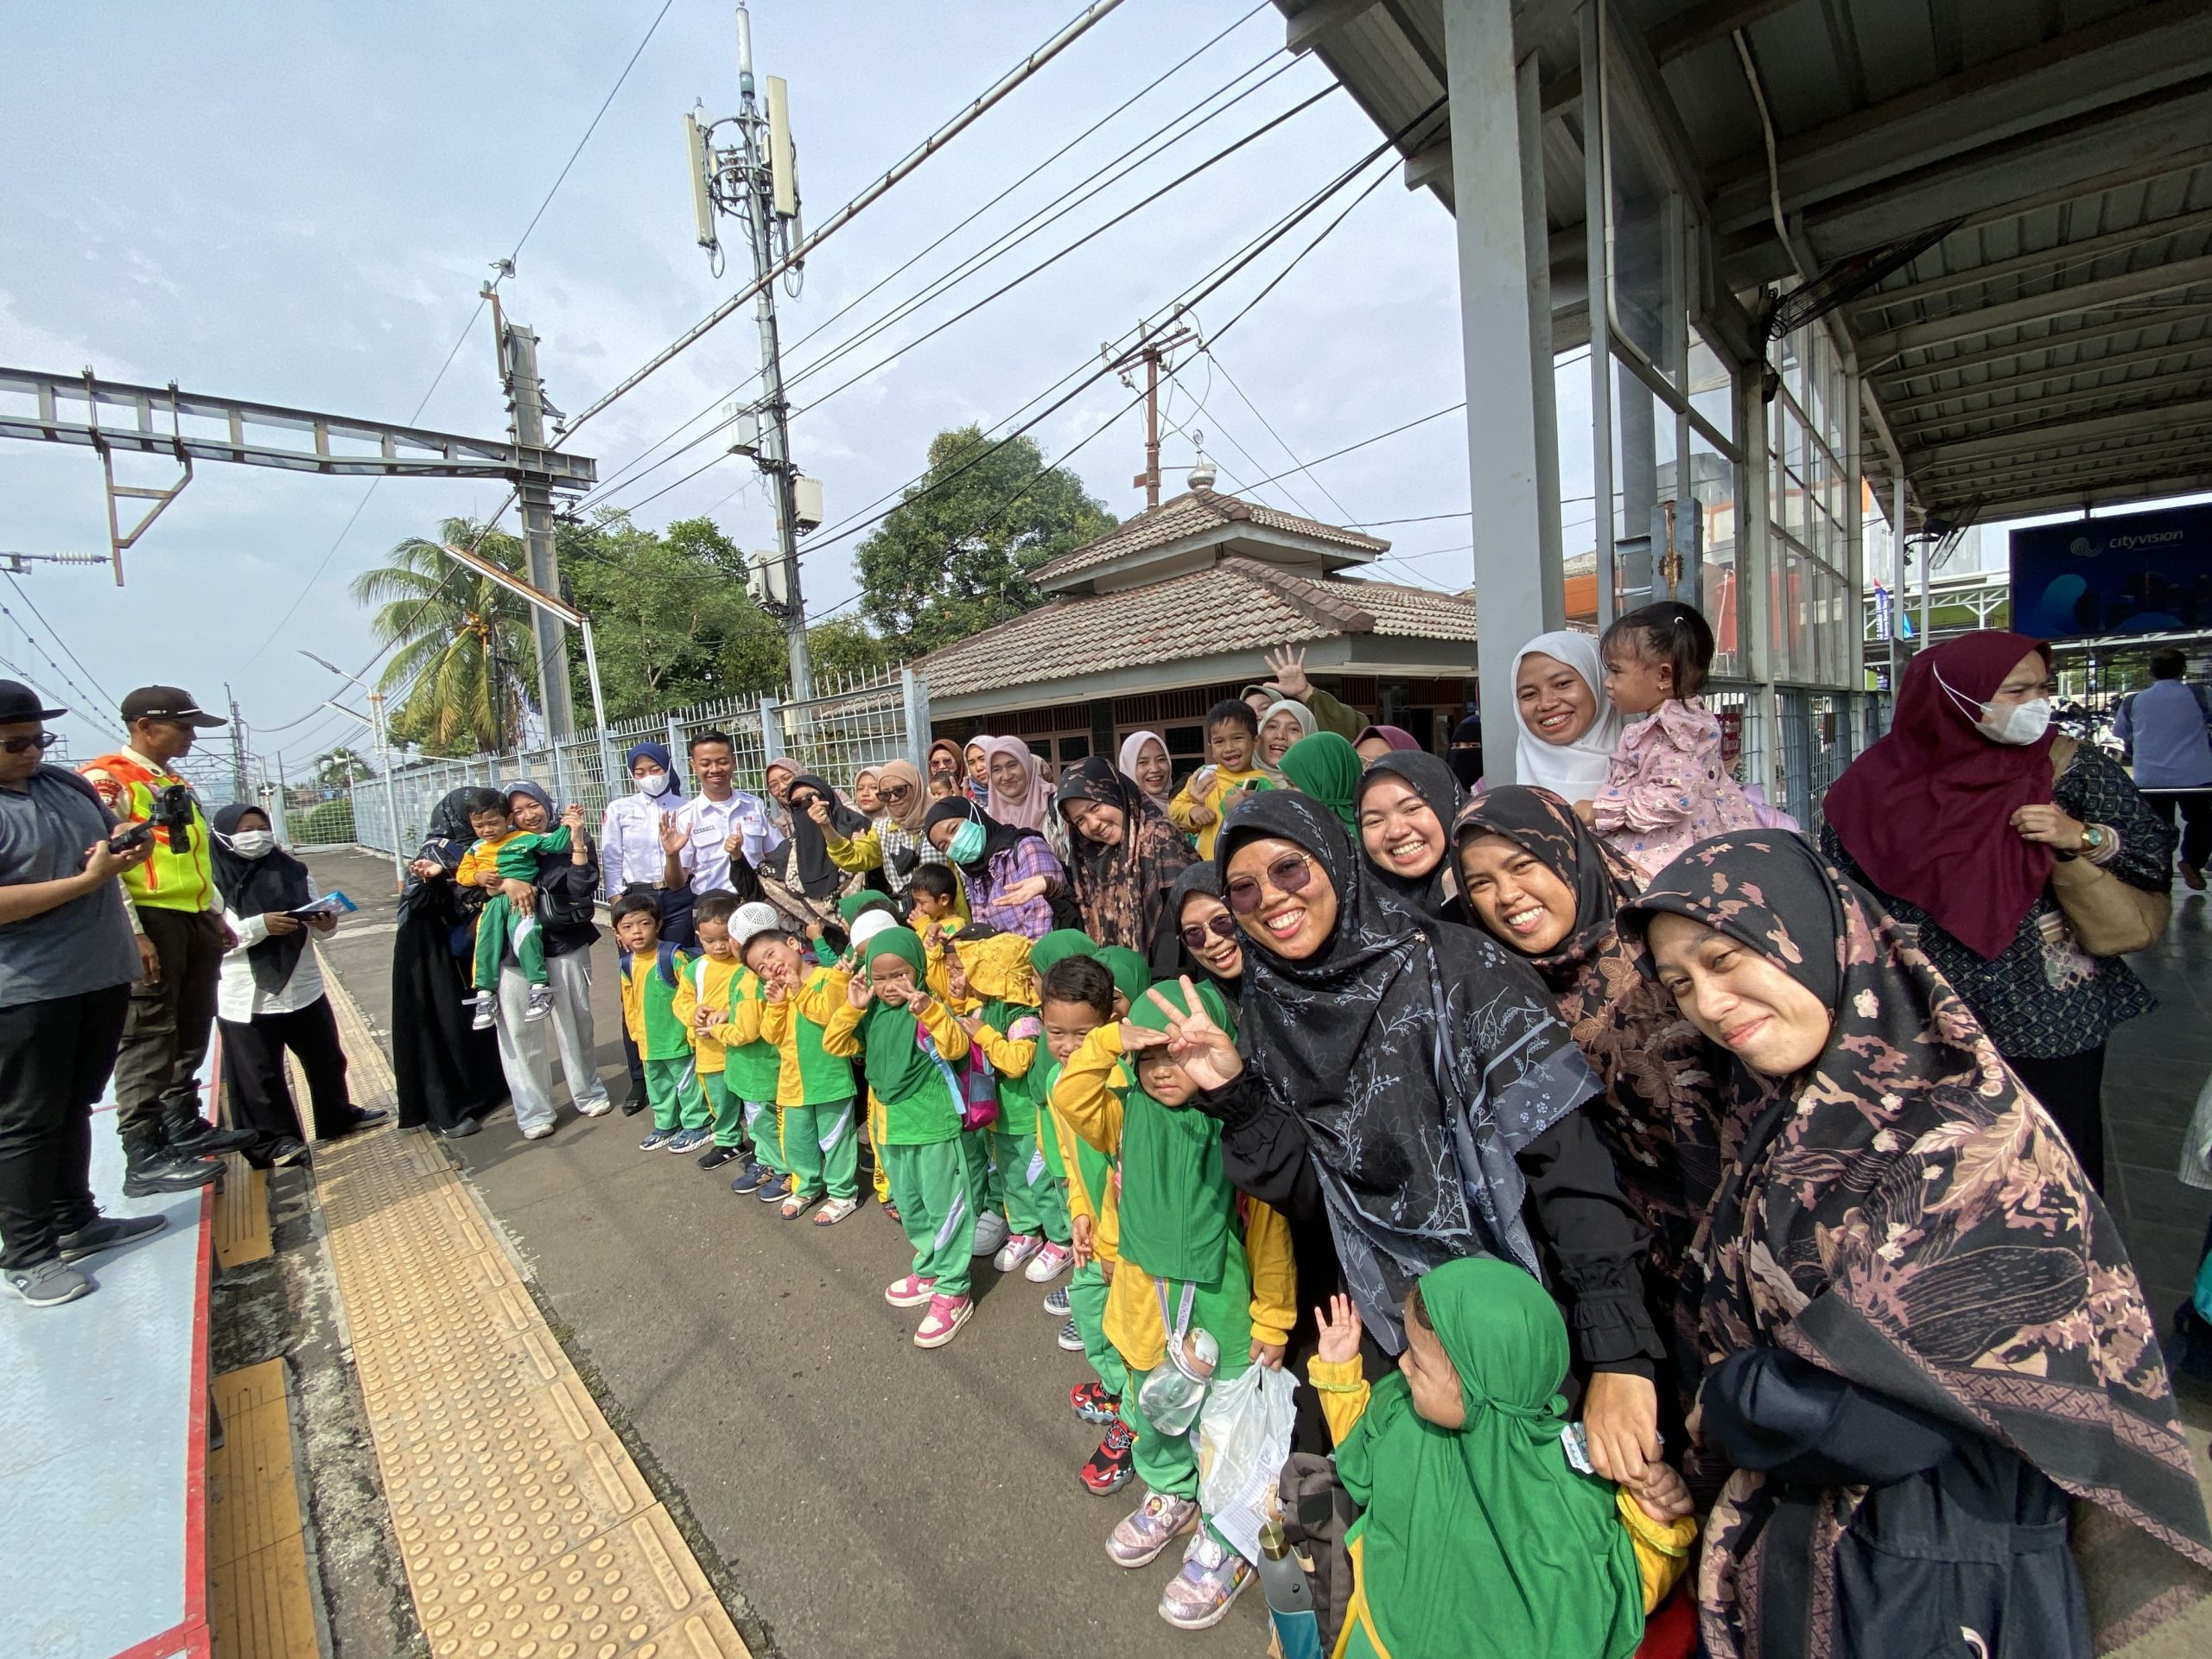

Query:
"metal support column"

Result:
[[1443, 0, 1559, 783], [499, 322, 576, 739], [1580, 0, 1617, 631]]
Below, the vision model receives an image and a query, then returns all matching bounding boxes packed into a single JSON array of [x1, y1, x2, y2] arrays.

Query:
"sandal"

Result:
[[812, 1196, 860, 1225], [780, 1192, 821, 1221]]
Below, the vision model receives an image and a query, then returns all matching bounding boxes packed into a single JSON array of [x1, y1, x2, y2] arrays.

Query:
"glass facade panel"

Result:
[[1690, 423, 1740, 679], [1689, 330, 1732, 442]]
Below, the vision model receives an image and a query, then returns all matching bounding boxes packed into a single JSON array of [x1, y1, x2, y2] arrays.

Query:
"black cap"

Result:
[[0, 680, 66, 725], [120, 686, 226, 728]]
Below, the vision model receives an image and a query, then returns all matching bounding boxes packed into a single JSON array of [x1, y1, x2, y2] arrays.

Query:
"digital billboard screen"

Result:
[[2011, 503, 2212, 639]]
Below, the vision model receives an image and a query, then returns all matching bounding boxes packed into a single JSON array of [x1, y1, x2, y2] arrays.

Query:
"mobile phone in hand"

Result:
[[108, 823, 153, 855]]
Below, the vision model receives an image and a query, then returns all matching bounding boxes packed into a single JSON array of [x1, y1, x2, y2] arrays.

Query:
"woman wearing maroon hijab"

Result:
[[1821, 630, 2173, 1188]]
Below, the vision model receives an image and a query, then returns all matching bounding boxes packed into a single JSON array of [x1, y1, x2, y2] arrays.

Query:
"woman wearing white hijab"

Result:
[[1116, 729, 1174, 808], [1510, 631, 1624, 801]]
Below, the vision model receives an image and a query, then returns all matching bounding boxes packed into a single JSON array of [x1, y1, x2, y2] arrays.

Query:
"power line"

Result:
[[1234, 399, 1467, 493], [3, 572, 114, 707], [237, 1, 675, 668]]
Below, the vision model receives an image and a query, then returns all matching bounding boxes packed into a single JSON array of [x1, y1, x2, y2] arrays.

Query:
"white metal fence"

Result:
[[290, 666, 931, 859]]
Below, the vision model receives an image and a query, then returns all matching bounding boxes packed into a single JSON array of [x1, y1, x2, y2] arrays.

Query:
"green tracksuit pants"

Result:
[[1117, 1264, 1256, 1509], [958, 1124, 1001, 1219], [700, 1071, 748, 1149], [779, 1097, 859, 1201], [882, 1138, 977, 1298], [1067, 1260, 1125, 1399], [743, 1100, 784, 1178], [990, 1125, 1072, 1244], [644, 1056, 709, 1132], [473, 895, 545, 990]]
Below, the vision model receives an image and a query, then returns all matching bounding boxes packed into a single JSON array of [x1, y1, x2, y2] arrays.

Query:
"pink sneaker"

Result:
[[992, 1231, 1041, 1273], [1024, 1240, 1073, 1283], [1106, 1491, 1199, 1568], [913, 1293, 971, 1349], [1159, 1528, 1252, 1630], [883, 1274, 936, 1308]]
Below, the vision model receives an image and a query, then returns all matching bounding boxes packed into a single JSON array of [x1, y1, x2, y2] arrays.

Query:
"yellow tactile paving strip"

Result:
[[213, 1153, 271, 1269], [314, 963, 750, 1659], [207, 1358, 320, 1658]]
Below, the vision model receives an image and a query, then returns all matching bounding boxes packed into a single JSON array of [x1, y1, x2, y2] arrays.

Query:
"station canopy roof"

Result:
[[1278, 0, 2212, 536]]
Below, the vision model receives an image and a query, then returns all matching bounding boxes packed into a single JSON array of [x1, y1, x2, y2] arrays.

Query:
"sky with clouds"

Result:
[[3, 0, 1484, 771]]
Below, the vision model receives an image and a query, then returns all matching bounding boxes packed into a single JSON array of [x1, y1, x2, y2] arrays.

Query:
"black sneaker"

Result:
[[442, 1116, 482, 1140], [162, 1108, 256, 1156], [620, 1094, 647, 1117], [123, 1149, 222, 1197], [696, 1143, 742, 1170], [3, 1258, 94, 1306], [265, 1137, 311, 1168], [57, 1211, 168, 1262]]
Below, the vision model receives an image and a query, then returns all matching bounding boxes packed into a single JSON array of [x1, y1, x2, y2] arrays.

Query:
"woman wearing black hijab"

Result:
[[392, 787, 505, 1138], [1054, 754, 1196, 972], [1164, 790, 1669, 1482], [1352, 749, 1464, 920], [1167, 863, 1243, 1011], [210, 804, 383, 1165], [766, 773, 872, 936]]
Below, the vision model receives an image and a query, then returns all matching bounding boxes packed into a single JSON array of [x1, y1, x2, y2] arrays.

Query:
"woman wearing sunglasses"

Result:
[[1166, 864, 1242, 1012], [1052, 755, 1195, 974], [1166, 790, 1670, 1493], [818, 759, 946, 903]]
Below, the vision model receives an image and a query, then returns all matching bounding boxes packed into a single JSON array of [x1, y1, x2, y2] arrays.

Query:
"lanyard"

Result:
[[1154, 1277, 1199, 1376]]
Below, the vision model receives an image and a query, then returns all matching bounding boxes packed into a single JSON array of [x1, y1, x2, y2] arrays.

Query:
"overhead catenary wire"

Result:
[[3, 572, 115, 708]]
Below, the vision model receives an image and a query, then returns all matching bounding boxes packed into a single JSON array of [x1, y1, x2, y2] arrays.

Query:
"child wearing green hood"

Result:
[[1309, 1259, 1698, 1659], [1057, 976, 1295, 1632], [821, 925, 981, 1349]]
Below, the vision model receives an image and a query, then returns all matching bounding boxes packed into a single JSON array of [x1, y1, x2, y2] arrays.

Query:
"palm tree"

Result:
[[315, 747, 374, 791], [350, 517, 537, 754]]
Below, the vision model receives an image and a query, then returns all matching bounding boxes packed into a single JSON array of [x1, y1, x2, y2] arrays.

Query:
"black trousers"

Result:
[[2148, 790, 2212, 871], [0, 983, 130, 1269], [113, 906, 226, 1151], [218, 996, 354, 1152], [2009, 1045, 2107, 1193]]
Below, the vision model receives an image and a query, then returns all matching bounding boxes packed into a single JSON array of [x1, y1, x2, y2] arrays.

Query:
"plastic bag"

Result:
[[1197, 1363, 1300, 1566], [2179, 1067, 2212, 1193]]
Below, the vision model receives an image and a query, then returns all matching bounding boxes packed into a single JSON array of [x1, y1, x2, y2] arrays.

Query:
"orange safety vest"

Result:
[[80, 750, 216, 912]]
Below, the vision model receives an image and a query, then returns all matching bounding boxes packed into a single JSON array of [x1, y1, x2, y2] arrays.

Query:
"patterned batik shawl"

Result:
[[1219, 788, 1600, 1353], [1622, 834, 2211, 1658], [1052, 755, 1196, 970], [1452, 786, 1727, 1332]]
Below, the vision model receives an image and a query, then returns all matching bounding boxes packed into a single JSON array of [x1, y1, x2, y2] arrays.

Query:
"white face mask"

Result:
[[634, 770, 669, 798], [226, 830, 276, 859], [1979, 698, 2052, 747]]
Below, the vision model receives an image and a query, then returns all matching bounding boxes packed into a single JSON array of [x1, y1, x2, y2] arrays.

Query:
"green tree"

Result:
[[315, 746, 374, 790], [351, 517, 537, 755], [560, 510, 788, 718], [805, 615, 895, 684], [855, 424, 1116, 653]]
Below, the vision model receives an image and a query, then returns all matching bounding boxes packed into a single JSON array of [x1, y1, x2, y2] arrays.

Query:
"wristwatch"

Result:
[[2077, 823, 2111, 859]]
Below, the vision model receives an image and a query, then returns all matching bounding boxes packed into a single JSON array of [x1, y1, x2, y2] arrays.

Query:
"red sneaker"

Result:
[[1080, 1419, 1136, 1495], [1070, 1380, 1122, 1425]]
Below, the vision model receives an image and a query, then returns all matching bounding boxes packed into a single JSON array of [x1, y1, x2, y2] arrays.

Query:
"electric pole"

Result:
[[1103, 324, 1198, 509], [689, 4, 817, 702], [226, 683, 248, 799], [492, 286, 579, 737]]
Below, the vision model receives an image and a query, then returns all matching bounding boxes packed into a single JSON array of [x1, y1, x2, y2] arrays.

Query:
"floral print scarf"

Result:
[[1052, 754, 1195, 973], [1622, 834, 2210, 1656]]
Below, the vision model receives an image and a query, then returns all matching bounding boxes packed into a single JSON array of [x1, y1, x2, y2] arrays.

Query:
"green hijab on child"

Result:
[[859, 927, 944, 1107], [1338, 1256, 1646, 1659], [1097, 945, 1150, 1010], [1279, 731, 1363, 835], [1117, 979, 1237, 1285], [1031, 929, 1099, 976]]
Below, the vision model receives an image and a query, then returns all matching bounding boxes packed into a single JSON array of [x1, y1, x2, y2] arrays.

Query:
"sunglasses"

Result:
[[880, 783, 913, 802], [1179, 913, 1239, 952], [1225, 852, 1317, 915], [0, 733, 58, 755]]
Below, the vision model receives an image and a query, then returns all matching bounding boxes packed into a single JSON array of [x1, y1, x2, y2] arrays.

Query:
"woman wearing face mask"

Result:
[[1821, 632, 2175, 1190], [1626, 834, 2209, 1659], [921, 796, 1068, 939], [211, 804, 385, 1166], [596, 742, 687, 902]]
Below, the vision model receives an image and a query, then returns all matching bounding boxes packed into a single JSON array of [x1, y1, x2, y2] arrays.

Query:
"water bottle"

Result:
[[1135, 1326, 1218, 1437], [1256, 1519, 1324, 1659]]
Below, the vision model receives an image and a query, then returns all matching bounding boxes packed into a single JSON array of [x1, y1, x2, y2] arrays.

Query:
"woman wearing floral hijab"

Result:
[[1627, 833, 2210, 1659], [1053, 755, 1196, 972]]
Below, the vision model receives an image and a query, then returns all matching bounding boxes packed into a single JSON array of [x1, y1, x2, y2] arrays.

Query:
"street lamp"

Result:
[[301, 652, 404, 889]]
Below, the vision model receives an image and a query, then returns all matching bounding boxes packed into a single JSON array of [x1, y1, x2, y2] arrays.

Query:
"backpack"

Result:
[[919, 1025, 1000, 1132], [1276, 1452, 1357, 1651], [621, 940, 684, 988]]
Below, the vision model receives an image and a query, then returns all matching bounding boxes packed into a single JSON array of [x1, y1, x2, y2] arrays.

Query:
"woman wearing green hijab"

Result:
[[1311, 1256, 1696, 1659], [1278, 731, 1363, 836], [820, 925, 981, 1350]]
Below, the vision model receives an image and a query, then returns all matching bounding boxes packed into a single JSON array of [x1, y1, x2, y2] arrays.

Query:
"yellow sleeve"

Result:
[[819, 997, 863, 1059], [455, 842, 486, 885], [1306, 1355, 1371, 1447], [670, 973, 698, 1033], [793, 967, 850, 1028], [1167, 779, 1201, 832], [1051, 1023, 1126, 1155], [823, 826, 885, 873], [1617, 1491, 1699, 1613], [760, 995, 794, 1048], [1241, 1198, 1298, 1349], [620, 968, 646, 1049], [726, 978, 766, 1048], [969, 1020, 1036, 1079], [912, 995, 970, 1063]]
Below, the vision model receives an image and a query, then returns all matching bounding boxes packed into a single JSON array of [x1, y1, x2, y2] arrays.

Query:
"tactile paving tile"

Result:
[[213, 1154, 270, 1268], [207, 1359, 319, 1658], [312, 969, 751, 1659]]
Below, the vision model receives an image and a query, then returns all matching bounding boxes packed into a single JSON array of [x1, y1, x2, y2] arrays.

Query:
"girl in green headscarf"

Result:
[[1279, 731, 1363, 836], [820, 925, 981, 1351], [1056, 977, 1297, 1632], [1310, 1256, 1698, 1659], [1096, 944, 1150, 1016]]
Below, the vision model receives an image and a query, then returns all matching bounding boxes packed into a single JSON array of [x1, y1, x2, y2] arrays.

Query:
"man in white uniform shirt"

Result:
[[674, 730, 779, 900]]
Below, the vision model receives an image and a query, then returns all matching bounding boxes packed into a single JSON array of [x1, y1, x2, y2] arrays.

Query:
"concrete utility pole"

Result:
[[226, 683, 248, 799], [1103, 324, 1198, 509], [493, 295, 578, 738]]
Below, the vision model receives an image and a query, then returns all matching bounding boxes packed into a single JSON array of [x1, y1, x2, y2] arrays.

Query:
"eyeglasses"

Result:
[[1179, 913, 1239, 951], [0, 733, 58, 755], [880, 783, 913, 802], [1225, 852, 1317, 914]]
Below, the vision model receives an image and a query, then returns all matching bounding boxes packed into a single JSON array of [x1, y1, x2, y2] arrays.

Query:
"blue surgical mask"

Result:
[[946, 819, 986, 865]]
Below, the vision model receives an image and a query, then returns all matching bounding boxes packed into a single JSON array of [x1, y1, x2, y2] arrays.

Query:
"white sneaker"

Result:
[[993, 1232, 1041, 1273], [970, 1211, 1009, 1258], [521, 1122, 556, 1141], [1024, 1241, 1073, 1283], [468, 993, 495, 1031], [575, 1096, 613, 1118]]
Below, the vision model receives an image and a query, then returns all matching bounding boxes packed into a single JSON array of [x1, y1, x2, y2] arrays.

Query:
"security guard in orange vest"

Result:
[[82, 686, 256, 1192]]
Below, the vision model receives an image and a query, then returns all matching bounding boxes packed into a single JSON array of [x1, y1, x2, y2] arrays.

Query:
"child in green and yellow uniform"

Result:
[[718, 900, 794, 1203], [821, 925, 980, 1349], [836, 892, 903, 1211], [1036, 952, 1138, 1496], [455, 792, 582, 1029], [669, 892, 753, 1172], [1055, 977, 1295, 1633], [737, 905, 861, 1224], [612, 892, 710, 1152]]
